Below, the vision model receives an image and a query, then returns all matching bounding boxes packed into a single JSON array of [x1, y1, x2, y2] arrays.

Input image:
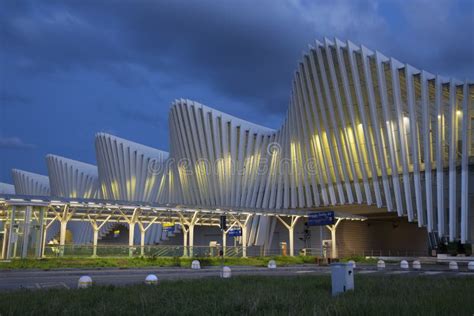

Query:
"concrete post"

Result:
[[189, 224, 194, 257], [92, 229, 99, 257], [289, 226, 294, 257], [331, 228, 337, 259], [183, 229, 188, 257], [140, 230, 146, 257], [242, 225, 247, 258], [59, 220, 68, 256], [222, 230, 227, 256], [129, 222, 135, 257]]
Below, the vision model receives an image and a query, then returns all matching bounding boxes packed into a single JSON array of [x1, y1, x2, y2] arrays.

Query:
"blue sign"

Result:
[[228, 228, 242, 237], [308, 211, 335, 226]]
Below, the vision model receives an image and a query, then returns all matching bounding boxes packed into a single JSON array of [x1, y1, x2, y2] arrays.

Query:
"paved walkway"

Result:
[[0, 264, 472, 291]]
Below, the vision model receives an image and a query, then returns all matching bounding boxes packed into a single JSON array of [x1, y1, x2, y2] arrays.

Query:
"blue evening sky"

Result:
[[1, 0, 473, 183]]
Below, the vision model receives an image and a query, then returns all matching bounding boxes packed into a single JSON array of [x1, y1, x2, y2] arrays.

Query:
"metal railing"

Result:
[[42, 244, 432, 259]]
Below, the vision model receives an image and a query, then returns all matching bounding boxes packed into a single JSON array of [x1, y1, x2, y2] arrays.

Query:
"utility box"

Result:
[[331, 263, 354, 296]]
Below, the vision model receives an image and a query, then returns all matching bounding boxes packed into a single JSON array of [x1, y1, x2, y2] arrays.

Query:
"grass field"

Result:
[[0, 255, 378, 270], [0, 275, 472, 315]]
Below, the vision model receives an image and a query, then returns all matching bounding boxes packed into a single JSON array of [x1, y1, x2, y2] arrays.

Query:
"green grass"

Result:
[[0, 256, 318, 270], [0, 275, 472, 315]]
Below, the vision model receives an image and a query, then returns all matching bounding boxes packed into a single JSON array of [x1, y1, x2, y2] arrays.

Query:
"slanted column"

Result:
[[35, 208, 46, 258], [42, 215, 59, 257], [6, 207, 16, 259], [326, 218, 342, 258], [21, 206, 32, 258], [276, 215, 300, 257]]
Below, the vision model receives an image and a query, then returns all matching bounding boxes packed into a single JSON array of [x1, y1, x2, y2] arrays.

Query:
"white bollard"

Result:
[[268, 260, 277, 269], [221, 266, 232, 278], [377, 260, 385, 270], [412, 260, 421, 270], [348, 260, 356, 269], [191, 260, 201, 270], [78, 276, 92, 289], [449, 261, 458, 271], [400, 260, 409, 269], [468, 261, 474, 271], [145, 274, 158, 285]]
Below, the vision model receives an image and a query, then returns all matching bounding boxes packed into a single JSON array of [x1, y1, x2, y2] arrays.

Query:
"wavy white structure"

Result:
[[95, 133, 169, 203], [167, 38, 473, 243], [95, 133, 171, 244], [0, 182, 15, 194], [11, 169, 50, 196], [46, 154, 100, 199], [46, 154, 108, 244], [4, 38, 473, 245]]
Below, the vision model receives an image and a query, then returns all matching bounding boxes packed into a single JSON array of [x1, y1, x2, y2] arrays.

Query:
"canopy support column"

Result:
[[54, 206, 75, 257], [118, 208, 140, 257], [88, 214, 112, 257], [137, 217, 157, 257], [42, 214, 59, 257], [230, 214, 252, 258], [276, 215, 300, 256], [177, 211, 199, 257], [326, 218, 342, 259]]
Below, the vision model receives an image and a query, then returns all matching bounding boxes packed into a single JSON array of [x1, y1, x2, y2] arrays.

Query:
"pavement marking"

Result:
[[295, 270, 314, 274], [423, 271, 443, 275], [387, 271, 410, 275], [457, 272, 474, 276], [358, 270, 377, 274]]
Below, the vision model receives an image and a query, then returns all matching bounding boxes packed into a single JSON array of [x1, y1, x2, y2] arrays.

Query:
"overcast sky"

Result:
[[1, 0, 473, 183]]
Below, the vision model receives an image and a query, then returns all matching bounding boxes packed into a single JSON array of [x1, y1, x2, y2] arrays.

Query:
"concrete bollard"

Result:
[[468, 261, 474, 271], [348, 260, 356, 269], [78, 276, 92, 289], [268, 260, 277, 269], [412, 260, 421, 270], [145, 274, 158, 285], [191, 260, 201, 270], [221, 266, 232, 278], [377, 260, 385, 270], [400, 260, 409, 269], [449, 261, 458, 271]]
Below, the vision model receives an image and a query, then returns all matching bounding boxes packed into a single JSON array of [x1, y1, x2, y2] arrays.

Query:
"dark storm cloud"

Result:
[[0, 0, 391, 116]]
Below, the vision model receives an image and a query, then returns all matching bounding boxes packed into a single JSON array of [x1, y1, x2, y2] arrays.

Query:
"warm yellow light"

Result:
[[403, 116, 409, 124], [456, 110, 462, 116], [438, 115, 442, 120]]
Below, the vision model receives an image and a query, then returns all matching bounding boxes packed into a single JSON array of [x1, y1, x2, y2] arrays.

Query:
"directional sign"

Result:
[[228, 228, 242, 237], [308, 211, 335, 226]]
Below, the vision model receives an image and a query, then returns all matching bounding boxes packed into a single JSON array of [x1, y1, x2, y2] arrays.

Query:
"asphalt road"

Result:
[[0, 264, 472, 291]]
